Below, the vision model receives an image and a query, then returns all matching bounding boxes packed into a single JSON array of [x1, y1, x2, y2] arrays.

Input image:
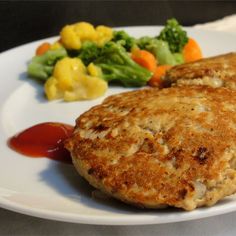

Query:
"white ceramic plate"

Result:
[[0, 26, 236, 225]]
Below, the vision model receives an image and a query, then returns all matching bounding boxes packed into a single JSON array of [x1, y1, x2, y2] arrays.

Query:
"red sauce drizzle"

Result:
[[8, 122, 74, 164]]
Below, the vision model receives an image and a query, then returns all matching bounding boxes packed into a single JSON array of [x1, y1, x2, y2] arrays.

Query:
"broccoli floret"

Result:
[[173, 53, 184, 64], [27, 47, 67, 81], [150, 40, 177, 65], [112, 30, 136, 51], [136, 36, 153, 50], [157, 18, 188, 53], [137, 37, 178, 65], [77, 41, 101, 66], [95, 41, 152, 87]]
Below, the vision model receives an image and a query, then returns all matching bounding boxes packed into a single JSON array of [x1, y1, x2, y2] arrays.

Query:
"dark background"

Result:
[[1, 1, 236, 52]]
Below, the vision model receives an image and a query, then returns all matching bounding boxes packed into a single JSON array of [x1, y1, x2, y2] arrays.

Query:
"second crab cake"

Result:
[[65, 86, 236, 210], [164, 52, 236, 89]]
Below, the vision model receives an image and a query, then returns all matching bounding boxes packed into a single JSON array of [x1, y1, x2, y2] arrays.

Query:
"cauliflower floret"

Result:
[[74, 22, 97, 41], [52, 57, 86, 90], [60, 25, 81, 50], [60, 22, 113, 50], [44, 57, 107, 101], [87, 62, 102, 77], [50, 41, 63, 50], [44, 76, 63, 100], [96, 26, 114, 46], [64, 73, 107, 101]]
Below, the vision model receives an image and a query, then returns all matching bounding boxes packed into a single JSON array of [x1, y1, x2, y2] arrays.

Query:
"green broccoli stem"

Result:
[[137, 37, 183, 66], [98, 63, 152, 87], [27, 47, 67, 81], [146, 40, 177, 65], [27, 63, 53, 81], [95, 42, 153, 87]]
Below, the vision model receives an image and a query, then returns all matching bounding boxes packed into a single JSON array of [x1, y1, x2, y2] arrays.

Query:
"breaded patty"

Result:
[[65, 86, 236, 210], [164, 53, 236, 89]]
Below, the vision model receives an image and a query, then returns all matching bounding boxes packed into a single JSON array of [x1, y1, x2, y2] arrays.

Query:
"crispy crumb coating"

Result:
[[65, 86, 236, 210]]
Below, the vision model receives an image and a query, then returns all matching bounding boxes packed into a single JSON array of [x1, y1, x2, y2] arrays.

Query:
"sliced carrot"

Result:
[[36, 42, 51, 56], [148, 65, 172, 87], [183, 38, 202, 63], [131, 49, 157, 72]]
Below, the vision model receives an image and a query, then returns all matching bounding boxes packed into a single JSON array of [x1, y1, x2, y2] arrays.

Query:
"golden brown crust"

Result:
[[65, 86, 236, 210], [164, 53, 236, 89]]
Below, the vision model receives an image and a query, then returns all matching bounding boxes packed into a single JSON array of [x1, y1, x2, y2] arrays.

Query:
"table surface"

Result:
[[1, 207, 236, 236]]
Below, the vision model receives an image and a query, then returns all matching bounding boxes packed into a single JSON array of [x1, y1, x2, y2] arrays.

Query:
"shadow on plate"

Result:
[[19, 72, 49, 104], [38, 160, 188, 214], [38, 158, 236, 215]]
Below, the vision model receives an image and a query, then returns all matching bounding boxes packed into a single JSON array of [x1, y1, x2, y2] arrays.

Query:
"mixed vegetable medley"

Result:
[[27, 19, 203, 102]]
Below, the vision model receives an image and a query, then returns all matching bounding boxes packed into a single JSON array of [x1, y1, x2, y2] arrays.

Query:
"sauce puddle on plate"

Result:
[[8, 122, 74, 164]]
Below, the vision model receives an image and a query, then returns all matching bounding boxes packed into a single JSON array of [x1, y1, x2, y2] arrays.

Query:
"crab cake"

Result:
[[65, 86, 236, 210], [164, 52, 236, 89]]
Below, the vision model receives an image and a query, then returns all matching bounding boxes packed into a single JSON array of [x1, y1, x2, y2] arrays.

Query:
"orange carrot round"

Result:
[[36, 42, 51, 56], [183, 38, 202, 63], [131, 49, 157, 72], [148, 65, 172, 87]]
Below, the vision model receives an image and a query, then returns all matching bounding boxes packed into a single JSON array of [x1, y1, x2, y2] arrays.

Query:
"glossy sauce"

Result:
[[8, 122, 74, 164]]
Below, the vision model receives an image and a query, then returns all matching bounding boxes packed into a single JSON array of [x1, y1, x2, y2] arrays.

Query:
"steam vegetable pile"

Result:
[[27, 19, 202, 101]]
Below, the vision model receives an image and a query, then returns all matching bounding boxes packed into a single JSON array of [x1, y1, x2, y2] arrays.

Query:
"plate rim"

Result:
[[1, 25, 236, 225]]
